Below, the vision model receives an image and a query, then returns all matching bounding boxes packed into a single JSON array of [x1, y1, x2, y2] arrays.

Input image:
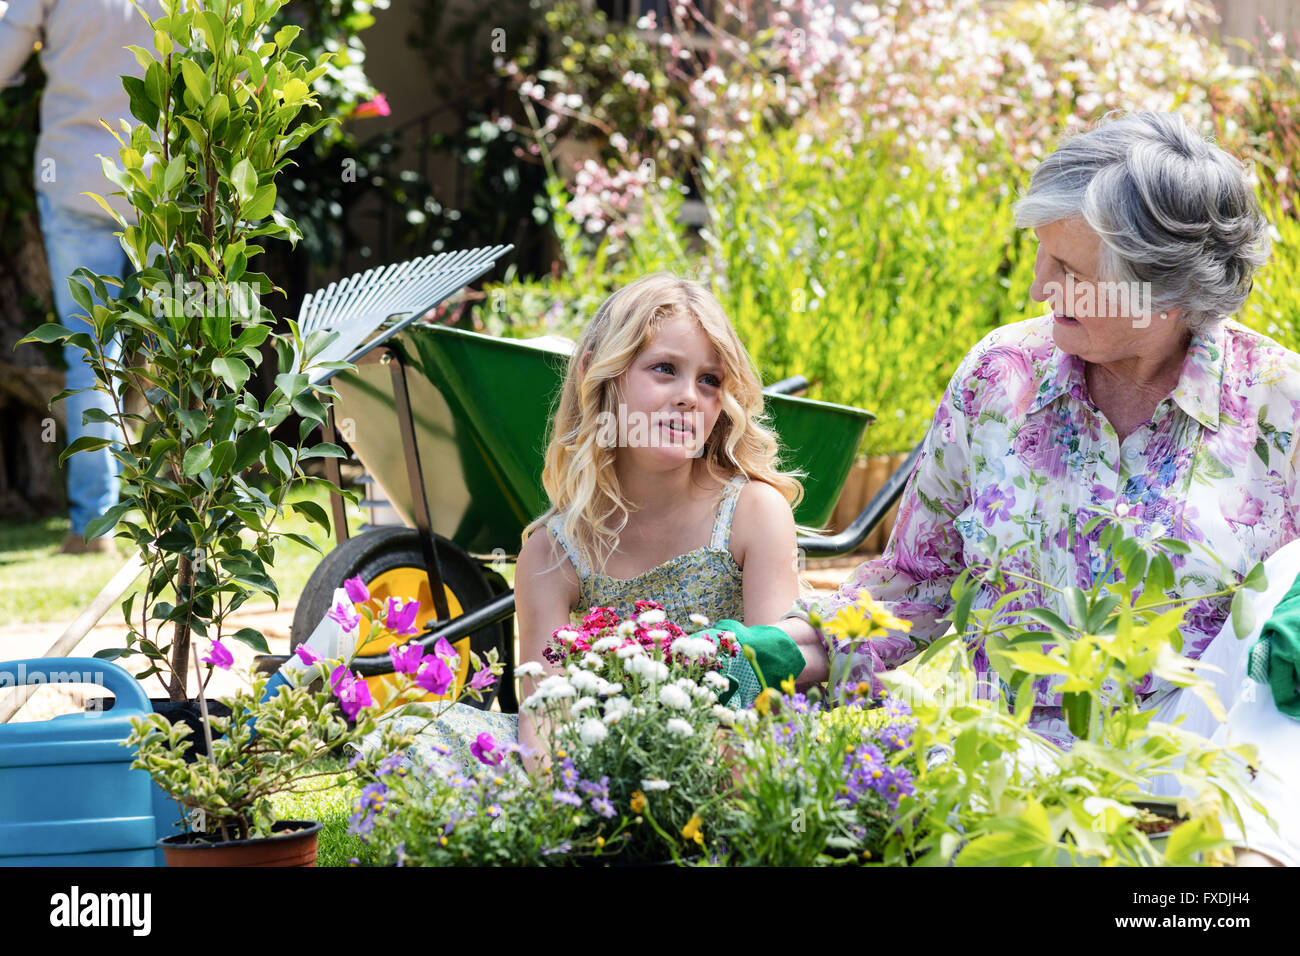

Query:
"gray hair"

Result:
[[1013, 112, 1271, 329]]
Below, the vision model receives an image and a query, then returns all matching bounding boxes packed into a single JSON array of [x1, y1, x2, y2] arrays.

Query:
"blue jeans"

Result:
[[37, 192, 128, 538]]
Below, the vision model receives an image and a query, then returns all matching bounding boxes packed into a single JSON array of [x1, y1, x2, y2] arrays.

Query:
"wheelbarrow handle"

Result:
[[797, 440, 926, 558], [763, 375, 810, 396]]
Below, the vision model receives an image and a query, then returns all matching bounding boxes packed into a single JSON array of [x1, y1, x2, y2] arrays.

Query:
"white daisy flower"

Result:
[[658, 685, 692, 710], [581, 652, 604, 670], [514, 661, 545, 679], [665, 718, 694, 737], [703, 671, 730, 691], [579, 718, 609, 746], [603, 697, 632, 724], [689, 613, 711, 628], [692, 685, 716, 704], [568, 669, 602, 694], [599, 680, 624, 697], [570, 696, 598, 714], [636, 609, 667, 625], [535, 675, 576, 699], [646, 627, 670, 640], [616, 643, 647, 659], [592, 636, 621, 652], [555, 628, 580, 644], [671, 636, 717, 659], [712, 704, 736, 726], [627, 656, 669, 682], [616, 620, 637, 637], [640, 778, 672, 791]]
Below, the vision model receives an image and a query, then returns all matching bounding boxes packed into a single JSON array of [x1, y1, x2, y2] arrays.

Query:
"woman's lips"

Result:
[[1054, 312, 1081, 326]]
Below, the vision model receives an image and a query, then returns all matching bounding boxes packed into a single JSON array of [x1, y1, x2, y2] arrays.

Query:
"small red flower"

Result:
[[582, 607, 619, 631]]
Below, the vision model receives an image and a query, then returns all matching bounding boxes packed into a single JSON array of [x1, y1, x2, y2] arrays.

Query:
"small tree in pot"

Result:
[[21, 0, 350, 701]]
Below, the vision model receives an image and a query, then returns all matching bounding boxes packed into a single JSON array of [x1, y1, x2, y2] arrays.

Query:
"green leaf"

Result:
[[1021, 607, 1070, 635], [227, 627, 270, 654], [93, 648, 131, 661], [209, 440, 237, 477], [290, 499, 332, 534], [1062, 691, 1092, 740], [1085, 594, 1121, 632], [1064, 586, 1088, 629], [59, 434, 115, 467], [163, 154, 186, 194], [291, 391, 328, 424], [177, 408, 208, 440], [180, 57, 209, 105], [1154, 538, 1191, 555], [1255, 437, 1270, 466], [1242, 561, 1267, 592], [1230, 588, 1257, 640], [84, 502, 133, 541], [915, 630, 960, 670], [230, 158, 257, 205], [242, 183, 277, 221], [18, 323, 73, 345], [182, 443, 212, 476], [233, 426, 270, 472], [156, 524, 196, 554], [302, 442, 346, 460], [274, 24, 301, 50], [211, 356, 250, 391]]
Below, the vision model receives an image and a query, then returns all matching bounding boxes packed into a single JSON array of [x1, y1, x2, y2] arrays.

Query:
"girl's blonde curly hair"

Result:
[[524, 273, 803, 574]]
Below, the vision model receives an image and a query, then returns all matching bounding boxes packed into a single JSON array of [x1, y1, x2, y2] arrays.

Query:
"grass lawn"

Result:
[[0, 480, 368, 626], [269, 756, 380, 867]]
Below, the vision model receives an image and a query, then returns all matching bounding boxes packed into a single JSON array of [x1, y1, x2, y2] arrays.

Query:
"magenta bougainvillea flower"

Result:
[[344, 575, 370, 604], [329, 600, 361, 632], [294, 644, 322, 666], [415, 655, 454, 696], [467, 666, 496, 691], [202, 637, 234, 670], [329, 664, 374, 720], [470, 732, 504, 767], [387, 642, 425, 675], [386, 597, 420, 636]]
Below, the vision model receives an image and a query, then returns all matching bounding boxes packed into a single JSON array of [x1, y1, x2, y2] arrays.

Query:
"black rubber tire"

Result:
[[291, 527, 506, 710]]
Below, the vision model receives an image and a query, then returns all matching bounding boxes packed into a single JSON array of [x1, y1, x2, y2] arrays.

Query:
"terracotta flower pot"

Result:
[[159, 820, 323, 867]]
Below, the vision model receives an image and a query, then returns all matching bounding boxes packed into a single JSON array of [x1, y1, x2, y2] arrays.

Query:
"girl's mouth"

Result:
[[1054, 312, 1081, 327]]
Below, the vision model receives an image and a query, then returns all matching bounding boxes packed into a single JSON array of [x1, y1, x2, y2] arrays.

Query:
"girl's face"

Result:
[[612, 314, 726, 467]]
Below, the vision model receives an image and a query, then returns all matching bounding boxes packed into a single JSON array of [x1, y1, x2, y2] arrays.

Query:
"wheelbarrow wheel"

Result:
[[291, 527, 506, 710]]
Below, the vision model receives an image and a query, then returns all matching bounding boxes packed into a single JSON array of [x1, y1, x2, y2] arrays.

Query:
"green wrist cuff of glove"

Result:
[[1252, 574, 1300, 721], [711, 619, 805, 708]]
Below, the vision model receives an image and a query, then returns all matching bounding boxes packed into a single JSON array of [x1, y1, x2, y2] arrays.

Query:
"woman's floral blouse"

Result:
[[800, 314, 1300, 747]]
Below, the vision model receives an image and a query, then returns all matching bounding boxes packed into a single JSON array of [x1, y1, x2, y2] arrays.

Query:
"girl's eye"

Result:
[[652, 362, 674, 375], [699, 374, 721, 388]]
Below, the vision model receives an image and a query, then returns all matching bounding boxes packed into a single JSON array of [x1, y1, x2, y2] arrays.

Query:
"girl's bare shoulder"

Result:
[[729, 478, 796, 557]]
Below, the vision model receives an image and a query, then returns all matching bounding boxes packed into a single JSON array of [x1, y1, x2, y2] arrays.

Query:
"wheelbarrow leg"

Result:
[[323, 405, 350, 549]]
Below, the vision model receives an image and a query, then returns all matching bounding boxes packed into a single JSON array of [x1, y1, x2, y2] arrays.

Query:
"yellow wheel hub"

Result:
[[352, 566, 470, 708]]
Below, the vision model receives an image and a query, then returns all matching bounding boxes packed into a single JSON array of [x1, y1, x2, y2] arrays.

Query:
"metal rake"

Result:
[[297, 244, 513, 387]]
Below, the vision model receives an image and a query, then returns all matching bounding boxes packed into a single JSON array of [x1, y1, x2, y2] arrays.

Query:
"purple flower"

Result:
[[388, 641, 425, 675], [556, 757, 579, 791], [349, 781, 388, 836], [469, 732, 503, 767], [416, 655, 455, 696], [344, 575, 370, 604], [467, 666, 496, 691], [330, 665, 374, 720], [551, 790, 582, 807], [433, 636, 457, 664], [202, 638, 234, 670], [386, 597, 420, 636], [880, 766, 915, 809], [294, 644, 322, 666], [329, 600, 360, 632]]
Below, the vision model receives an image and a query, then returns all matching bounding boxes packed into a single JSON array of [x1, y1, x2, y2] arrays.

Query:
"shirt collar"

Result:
[[1026, 321, 1226, 431]]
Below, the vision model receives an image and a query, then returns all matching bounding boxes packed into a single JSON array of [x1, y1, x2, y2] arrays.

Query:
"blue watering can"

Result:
[[0, 658, 158, 866]]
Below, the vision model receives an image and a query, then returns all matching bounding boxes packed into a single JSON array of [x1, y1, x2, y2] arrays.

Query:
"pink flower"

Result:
[[387, 641, 425, 675], [470, 732, 504, 767], [202, 638, 234, 670], [329, 664, 374, 720], [433, 636, 457, 664], [468, 667, 497, 691], [343, 575, 370, 604], [294, 645, 322, 666], [385, 597, 420, 636], [415, 656, 454, 696], [352, 93, 390, 118], [329, 600, 360, 632]]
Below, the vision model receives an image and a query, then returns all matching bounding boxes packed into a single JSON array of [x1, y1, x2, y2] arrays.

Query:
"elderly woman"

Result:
[[778, 112, 1299, 861]]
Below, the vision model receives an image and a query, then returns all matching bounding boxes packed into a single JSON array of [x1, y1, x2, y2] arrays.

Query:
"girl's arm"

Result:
[[731, 480, 800, 627], [514, 526, 580, 765]]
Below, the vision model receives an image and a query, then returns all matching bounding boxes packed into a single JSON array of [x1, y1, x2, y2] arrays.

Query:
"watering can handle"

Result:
[[0, 658, 151, 715]]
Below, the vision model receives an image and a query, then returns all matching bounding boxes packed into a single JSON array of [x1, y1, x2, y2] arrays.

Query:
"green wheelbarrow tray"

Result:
[[334, 323, 875, 552]]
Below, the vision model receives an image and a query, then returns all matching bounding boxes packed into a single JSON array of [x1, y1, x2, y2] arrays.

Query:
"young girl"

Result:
[[371, 273, 805, 766]]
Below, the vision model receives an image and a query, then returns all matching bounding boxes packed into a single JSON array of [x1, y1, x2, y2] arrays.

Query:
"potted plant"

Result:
[[19, 0, 348, 705], [349, 602, 742, 866], [127, 581, 503, 865]]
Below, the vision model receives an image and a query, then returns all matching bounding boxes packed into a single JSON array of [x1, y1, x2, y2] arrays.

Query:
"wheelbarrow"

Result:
[[257, 249, 924, 712]]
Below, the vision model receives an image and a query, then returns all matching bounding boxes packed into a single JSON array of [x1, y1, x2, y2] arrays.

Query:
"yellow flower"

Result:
[[439, 836, 448, 847], [596, 836, 605, 848], [825, 594, 912, 644], [556, 749, 567, 760], [754, 687, 780, 717], [780, 676, 796, 696], [630, 790, 647, 814], [681, 814, 704, 846]]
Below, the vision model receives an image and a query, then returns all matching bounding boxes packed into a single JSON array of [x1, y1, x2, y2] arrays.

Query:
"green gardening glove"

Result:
[[1250, 574, 1300, 720], [698, 620, 806, 710]]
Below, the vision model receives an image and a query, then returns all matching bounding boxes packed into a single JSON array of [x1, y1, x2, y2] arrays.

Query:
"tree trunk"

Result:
[[0, 208, 65, 522]]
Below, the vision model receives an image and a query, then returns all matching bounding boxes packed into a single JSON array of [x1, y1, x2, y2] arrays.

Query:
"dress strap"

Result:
[[546, 513, 590, 580], [709, 476, 748, 551]]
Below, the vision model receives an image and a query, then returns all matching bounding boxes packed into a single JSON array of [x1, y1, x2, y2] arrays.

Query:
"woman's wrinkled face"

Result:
[[1029, 218, 1180, 365]]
